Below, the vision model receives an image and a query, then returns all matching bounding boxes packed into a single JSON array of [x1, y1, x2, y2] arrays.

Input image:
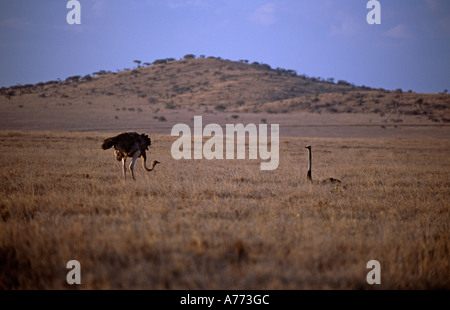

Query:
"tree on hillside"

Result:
[[260, 63, 271, 70], [65, 75, 81, 83], [93, 70, 108, 76], [337, 80, 351, 86], [287, 69, 297, 76], [133, 60, 142, 68], [153, 59, 168, 65], [81, 74, 92, 81], [183, 54, 196, 60]]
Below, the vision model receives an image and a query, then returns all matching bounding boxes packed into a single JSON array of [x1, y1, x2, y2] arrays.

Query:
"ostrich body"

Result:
[[305, 145, 341, 184], [101, 132, 160, 180]]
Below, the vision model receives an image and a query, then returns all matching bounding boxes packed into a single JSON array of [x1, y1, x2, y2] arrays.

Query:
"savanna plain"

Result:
[[0, 130, 448, 289], [0, 57, 449, 289]]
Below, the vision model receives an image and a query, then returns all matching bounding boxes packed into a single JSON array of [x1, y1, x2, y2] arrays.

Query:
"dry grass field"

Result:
[[1, 57, 449, 290], [1, 130, 448, 289]]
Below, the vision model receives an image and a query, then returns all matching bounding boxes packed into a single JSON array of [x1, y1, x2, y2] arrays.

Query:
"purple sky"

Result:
[[0, 0, 449, 93]]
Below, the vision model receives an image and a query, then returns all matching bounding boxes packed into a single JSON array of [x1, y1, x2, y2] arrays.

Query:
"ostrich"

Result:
[[101, 132, 160, 180], [305, 145, 341, 184]]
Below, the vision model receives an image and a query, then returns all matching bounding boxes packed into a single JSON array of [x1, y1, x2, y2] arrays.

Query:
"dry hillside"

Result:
[[1, 57, 449, 133]]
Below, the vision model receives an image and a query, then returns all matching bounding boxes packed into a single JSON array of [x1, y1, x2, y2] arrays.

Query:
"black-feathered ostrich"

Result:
[[101, 132, 160, 180], [305, 145, 341, 184]]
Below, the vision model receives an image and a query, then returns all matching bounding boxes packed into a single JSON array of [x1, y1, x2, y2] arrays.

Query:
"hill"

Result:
[[0, 57, 449, 133]]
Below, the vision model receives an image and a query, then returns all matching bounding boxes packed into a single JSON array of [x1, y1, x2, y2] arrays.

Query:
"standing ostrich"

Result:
[[305, 145, 341, 184], [101, 132, 160, 180]]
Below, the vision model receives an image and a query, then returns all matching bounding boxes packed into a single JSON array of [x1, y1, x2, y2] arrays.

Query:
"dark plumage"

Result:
[[101, 132, 150, 153], [101, 132, 159, 180]]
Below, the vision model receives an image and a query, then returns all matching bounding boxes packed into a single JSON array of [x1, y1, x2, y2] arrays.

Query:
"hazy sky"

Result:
[[0, 0, 449, 93]]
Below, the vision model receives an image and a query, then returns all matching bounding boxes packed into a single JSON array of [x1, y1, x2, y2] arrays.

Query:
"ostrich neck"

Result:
[[308, 149, 312, 171], [307, 148, 312, 180], [141, 152, 154, 171]]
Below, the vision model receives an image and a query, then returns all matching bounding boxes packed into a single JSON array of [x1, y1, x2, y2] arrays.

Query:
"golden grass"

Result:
[[0, 130, 449, 289]]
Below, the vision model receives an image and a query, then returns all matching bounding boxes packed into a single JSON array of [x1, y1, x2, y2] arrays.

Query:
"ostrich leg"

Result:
[[129, 152, 141, 180], [122, 158, 127, 180]]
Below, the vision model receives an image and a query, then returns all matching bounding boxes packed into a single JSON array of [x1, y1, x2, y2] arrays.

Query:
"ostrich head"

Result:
[[305, 145, 311, 150], [150, 160, 160, 170]]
